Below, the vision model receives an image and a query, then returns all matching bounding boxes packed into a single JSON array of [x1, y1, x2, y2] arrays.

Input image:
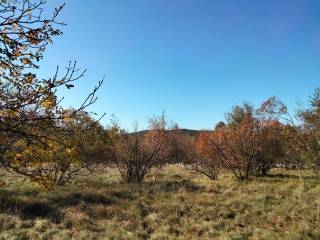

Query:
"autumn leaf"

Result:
[[42, 99, 55, 109]]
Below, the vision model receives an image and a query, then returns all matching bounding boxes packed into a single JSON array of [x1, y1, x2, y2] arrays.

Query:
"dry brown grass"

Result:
[[0, 166, 320, 239]]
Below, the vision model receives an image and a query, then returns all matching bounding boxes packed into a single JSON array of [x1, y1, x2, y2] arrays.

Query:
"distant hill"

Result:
[[177, 128, 211, 136], [132, 128, 212, 136]]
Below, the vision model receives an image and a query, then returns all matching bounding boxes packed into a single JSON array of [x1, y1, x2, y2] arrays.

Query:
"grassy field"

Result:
[[0, 166, 320, 240]]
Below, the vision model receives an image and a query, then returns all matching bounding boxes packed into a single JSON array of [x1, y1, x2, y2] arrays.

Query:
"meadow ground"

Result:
[[0, 165, 320, 240]]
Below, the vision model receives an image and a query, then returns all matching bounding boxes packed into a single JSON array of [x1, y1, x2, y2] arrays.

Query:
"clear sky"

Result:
[[39, 0, 320, 130]]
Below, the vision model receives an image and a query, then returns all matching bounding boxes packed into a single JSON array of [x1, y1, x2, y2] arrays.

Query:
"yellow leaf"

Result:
[[42, 99, 54, 109]]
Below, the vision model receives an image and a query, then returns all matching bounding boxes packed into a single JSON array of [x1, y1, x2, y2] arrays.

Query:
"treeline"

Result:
[[0, 1, 320, 190], [183, 94, 320, 180], [3, 89, 320, 189], [107, 89, 320, 183]]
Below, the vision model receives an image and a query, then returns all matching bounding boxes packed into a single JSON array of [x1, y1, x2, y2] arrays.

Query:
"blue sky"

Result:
[[39, 0, 320, 130]]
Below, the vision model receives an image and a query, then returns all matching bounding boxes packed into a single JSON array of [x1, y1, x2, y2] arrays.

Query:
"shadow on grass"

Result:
[[0, 190, 61, 223], [48, 189, 135, 209], [49, 192, 115, 207], [247, 173, 320, 184], [267, 173, 319, 179], [0, 176, 203, 223]]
